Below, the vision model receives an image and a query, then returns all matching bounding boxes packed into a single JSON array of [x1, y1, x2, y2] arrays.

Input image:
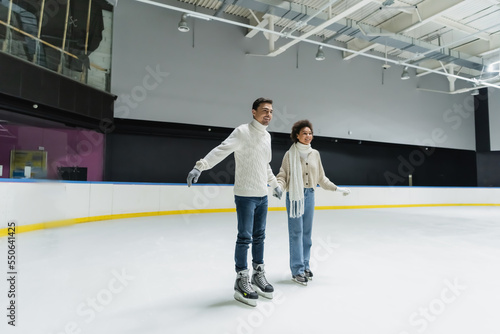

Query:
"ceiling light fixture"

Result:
[[178, 12, 212, 32], [401, 66, 410, 80], [315, 45, 325, 61], [178, 13, 189, 32]]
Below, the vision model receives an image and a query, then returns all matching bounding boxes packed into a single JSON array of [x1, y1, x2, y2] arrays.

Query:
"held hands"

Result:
[[187, 168, 201, 187], [273, 186, 283, 200], [336, 187, 351, 196]]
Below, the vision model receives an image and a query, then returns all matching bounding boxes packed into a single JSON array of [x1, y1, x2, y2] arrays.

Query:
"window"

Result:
[[0, 108, 105, 181], [0, 0, 113, 92]]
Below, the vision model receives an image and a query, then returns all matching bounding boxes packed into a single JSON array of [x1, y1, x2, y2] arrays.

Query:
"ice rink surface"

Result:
[[2, 206, 500, 334]]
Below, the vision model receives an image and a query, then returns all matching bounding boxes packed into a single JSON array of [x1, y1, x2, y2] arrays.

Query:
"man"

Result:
[[187, 97, 282, 307]]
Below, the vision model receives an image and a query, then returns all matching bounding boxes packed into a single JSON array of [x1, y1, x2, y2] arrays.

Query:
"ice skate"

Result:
[[251, 263, 274, 299], [234, 269, 258, 307], [304, 269, 313, 281], [292, 273, 308, 286]]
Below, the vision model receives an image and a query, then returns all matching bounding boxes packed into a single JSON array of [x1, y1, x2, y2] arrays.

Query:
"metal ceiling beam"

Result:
[[417, 84, 494, 95], [246, 11, 268, 38], [135, 0, 500, 91], [283, 0, 343, 37], [396, 0, 467, 33], [260, 0, 373, 57], [481, 0, 500, 5], [453, 33, 500, 59], [433, 16, 490, 41], [400, 21, 500, 66], [237, 0, 488, 72], [339, 21, 485, 71], [344, 0, 471, 60], [480, 47, 500, 57], [240, 0, 332, 22]]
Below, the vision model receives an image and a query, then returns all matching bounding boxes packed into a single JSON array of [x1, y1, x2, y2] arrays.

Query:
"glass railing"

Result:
[[0, 0, 113, 92]]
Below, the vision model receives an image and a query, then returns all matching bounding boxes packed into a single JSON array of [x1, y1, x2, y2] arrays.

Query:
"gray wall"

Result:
[[111, 0, 476, 150], [489, 88, 500, 151]]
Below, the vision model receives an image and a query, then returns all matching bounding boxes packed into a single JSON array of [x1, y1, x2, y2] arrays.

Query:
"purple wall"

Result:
[[0, 124, 104, 181]]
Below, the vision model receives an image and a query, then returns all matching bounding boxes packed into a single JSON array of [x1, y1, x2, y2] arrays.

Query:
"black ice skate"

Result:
[[234, 269, 258, 307], [292, 273, 308, 286], [251, 263, 274, 299], [304, 269, 313, 281]]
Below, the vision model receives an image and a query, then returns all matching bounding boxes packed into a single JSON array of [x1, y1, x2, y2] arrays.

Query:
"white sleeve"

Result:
[[267, 164, 278, 189], [194, 128, 242, 171]]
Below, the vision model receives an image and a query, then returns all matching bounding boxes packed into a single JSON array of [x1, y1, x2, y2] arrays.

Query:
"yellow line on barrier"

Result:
[[315, 203, 500, 210], [1, 203, 499, 237], [0, 208, 237, 237]]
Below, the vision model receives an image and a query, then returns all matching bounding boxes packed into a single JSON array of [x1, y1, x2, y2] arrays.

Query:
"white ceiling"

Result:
[[138, 0, 500, 92]]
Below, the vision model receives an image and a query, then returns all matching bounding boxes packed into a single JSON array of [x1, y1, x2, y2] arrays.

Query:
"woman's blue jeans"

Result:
[[286, 188, 315, 276], [234, 195, 268, 272]]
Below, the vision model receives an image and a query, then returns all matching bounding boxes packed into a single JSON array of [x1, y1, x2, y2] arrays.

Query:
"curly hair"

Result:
[[290, 120, 313, 143], [252, 97, 273, 110]]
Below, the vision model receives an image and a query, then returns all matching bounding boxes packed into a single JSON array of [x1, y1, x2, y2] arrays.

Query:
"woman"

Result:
[[276, 120, 350, 285]]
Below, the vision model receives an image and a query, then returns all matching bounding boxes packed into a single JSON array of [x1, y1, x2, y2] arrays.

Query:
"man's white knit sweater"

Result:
[[194, 119, 278, 197]]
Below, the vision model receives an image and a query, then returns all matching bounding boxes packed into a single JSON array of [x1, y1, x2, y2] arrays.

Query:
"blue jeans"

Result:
[[234, 195, 268, 272], [286, 188, 315, 276]]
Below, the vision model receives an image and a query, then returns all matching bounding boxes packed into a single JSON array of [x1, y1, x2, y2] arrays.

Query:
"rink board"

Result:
[[0, 179, 499, 236]]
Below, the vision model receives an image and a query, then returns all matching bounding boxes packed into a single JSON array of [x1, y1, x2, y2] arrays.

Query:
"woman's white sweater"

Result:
[[276, 149, 337, 192]]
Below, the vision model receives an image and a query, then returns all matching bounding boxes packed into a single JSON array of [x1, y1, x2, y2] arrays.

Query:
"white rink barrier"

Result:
[[0, 180, 499, 236]]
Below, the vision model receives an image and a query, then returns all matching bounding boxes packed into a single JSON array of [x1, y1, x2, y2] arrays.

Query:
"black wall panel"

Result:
[[20, 63, 43, 102], [105, 118, 478, 187], [106, 133, 235, 183], [0, 54, 22, 97], [75, 89, 92, 117], [89, 90, 104, 120], [40, 70, 61, 106], [475, 88, 491, 152], [476, 152, 500, 187], [59, 79, 78, 112], [474, 87, 500, 186], [0, 51, 114, 128]]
